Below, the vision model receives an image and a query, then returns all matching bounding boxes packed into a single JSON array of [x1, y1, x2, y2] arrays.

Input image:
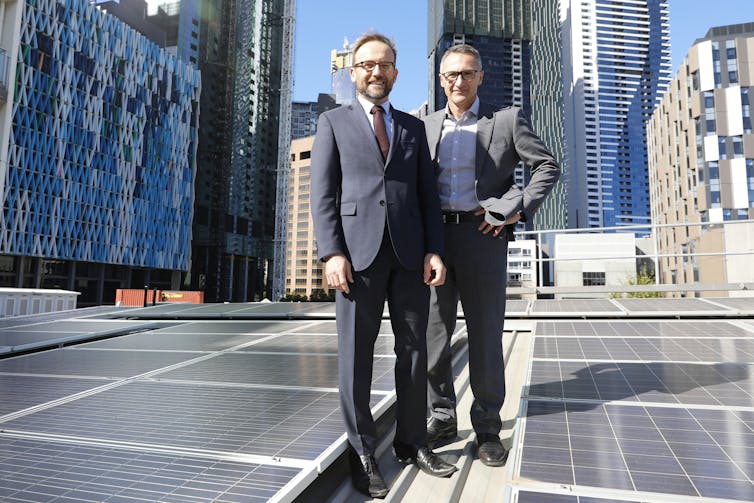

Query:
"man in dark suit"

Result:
[[310, 32, 457, 498], [422, 44, 561, 466]]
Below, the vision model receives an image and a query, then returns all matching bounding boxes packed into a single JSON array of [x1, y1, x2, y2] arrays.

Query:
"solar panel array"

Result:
[[511, 309, 754, 503], [4, 298, 754, 502], [0, 310, 413, 502]]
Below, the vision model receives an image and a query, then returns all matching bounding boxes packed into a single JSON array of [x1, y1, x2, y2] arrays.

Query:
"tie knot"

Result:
[[371, 105, 384, 115]]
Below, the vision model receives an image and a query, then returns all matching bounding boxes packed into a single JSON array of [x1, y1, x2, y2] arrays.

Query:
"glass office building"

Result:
[[0, 0, 200, 304], [561, 0, 671, 230]]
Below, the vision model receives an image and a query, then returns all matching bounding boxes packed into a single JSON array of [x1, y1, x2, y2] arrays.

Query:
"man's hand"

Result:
[[325, 254, 354, 294], [474, 209, 521, 237], [423, 253, 446, 286]]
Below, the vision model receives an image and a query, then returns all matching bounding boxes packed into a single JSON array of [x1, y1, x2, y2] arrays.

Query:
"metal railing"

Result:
[[511, 218, 754, 297]]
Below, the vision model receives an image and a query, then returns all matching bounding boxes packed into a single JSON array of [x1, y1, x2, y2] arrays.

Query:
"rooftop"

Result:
[[1, 298, 754, 502]]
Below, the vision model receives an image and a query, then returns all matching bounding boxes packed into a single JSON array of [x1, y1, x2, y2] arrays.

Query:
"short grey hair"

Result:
[[440, 44, 482, 70]]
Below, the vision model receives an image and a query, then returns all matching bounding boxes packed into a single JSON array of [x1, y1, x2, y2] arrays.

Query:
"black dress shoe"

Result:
[[393, 442, 457, 477], [427, 417, 457, 445], [476, 433, 508, 467], [348, 449, 388, 498]]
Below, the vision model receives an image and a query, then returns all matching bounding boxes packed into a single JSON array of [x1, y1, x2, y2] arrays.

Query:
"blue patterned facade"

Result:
[[1, 0, 200, 270]]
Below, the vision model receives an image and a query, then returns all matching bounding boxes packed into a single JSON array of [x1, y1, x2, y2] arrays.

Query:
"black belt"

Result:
[[441, 211, 481, 224]]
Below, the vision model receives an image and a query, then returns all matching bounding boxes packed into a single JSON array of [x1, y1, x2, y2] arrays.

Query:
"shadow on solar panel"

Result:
[[526, 361, 752, 410]]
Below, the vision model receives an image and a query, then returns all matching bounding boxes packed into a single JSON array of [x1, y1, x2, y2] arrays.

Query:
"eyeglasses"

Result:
[[440, 70, 480, 82], [353, 61, 395, 72]]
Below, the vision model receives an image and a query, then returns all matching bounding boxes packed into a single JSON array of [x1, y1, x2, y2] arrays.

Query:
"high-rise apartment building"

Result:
[[284, 137, 329, 298], [647, 23, 754, 295], [291, 94, 337, 141], [0, 0, 200, 305], [190, 0, 294, 302], [530, 0, 567, 231], [561, 0, 671, 230]]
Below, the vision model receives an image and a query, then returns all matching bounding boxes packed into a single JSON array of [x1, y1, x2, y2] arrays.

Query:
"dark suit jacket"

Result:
[[310, 103, 443, 272], [423, 103, 560, 237]]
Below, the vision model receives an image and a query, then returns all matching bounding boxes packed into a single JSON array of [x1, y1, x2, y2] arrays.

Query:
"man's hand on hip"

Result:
[[474, 209, 521, 237], [325, 254, 354, 294], [424, 253, 446, 286]]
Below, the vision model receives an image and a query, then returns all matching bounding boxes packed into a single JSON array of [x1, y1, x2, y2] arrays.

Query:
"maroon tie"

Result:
[[371, 105, 390, 160]]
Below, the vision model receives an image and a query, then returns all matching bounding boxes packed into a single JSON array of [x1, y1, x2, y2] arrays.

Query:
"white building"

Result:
[[553, 233, 637, 298]]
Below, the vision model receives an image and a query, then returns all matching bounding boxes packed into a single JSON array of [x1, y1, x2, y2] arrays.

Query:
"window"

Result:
[[733, 136, 743, 157], [583, 272, 605, 286]]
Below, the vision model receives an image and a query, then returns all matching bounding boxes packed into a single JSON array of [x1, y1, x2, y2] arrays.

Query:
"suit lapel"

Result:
[[349, 104, 385, 163], [386, 106, 402, 167], [425, 111, 444, 159], [475, 103, 496, 179]]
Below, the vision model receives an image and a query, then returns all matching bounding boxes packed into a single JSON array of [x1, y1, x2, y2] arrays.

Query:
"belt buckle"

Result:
[[443, 213, 460, 224]]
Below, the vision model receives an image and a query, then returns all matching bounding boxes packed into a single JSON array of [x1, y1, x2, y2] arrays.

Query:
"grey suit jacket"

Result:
[[423, 103, 560, 236], [310, 103, 443, 272]]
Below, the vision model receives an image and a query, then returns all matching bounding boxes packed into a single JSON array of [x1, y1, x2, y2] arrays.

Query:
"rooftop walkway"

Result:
[[1, 298, 754, 502]]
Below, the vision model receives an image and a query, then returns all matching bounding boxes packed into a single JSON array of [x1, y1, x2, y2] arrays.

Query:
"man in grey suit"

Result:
[[310, 32, 457, 498], [423, 44, 561, 466]]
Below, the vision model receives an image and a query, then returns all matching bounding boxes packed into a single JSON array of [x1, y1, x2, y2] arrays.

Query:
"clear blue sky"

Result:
[[293, 0, 753, 111]]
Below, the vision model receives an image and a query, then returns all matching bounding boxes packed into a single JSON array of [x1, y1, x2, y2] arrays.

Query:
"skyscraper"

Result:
[[190, 0, 294, 302], [330, 38, 356, 105], [648, 22, 754, 293], [561, 0, 670, 230], [530, 0, 567, 231]]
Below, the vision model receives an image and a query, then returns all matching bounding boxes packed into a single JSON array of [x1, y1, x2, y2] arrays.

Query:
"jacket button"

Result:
[[379, 200, 385, 206]]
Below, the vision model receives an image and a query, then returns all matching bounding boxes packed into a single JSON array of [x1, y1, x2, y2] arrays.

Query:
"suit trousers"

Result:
[[427, 220, 508, 436], [337, 232, 429, 456]]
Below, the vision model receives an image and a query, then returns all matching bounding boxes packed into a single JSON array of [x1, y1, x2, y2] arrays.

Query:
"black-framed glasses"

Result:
[[353, 60, 395, 72], [440, 70, 480, 82]]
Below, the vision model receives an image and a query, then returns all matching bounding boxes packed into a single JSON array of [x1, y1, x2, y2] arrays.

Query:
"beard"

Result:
[[357, 77, 393, 101]]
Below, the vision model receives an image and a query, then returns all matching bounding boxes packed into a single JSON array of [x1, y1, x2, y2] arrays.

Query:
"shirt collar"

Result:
[[357, 95, 390, 116], [444, 97, 480, 120]]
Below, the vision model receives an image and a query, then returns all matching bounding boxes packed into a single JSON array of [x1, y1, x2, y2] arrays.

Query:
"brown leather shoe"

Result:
[[349, 449, 388, 498], [476, 433, 508, 467]]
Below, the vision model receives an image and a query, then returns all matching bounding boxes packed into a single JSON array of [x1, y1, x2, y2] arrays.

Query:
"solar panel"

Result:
[[515, 491, 648, 502], [0, 319, 161, 355], [518, 400, 754, 501], [533, 336, 754, 362], [155, 352, 396, 392], [514, 313, 754, 502], [614, 297, 735, 315], [530, 299, 624, 316], [0, 375, 109, 417], [699, 297, 754, 314], [535, 320, 754, 338], [0, 348, 202, 378], [238, 333, 396, 356], [505, 299, 530, 315], [0, 437, 300, 502], [80, 331, 273, 352]]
